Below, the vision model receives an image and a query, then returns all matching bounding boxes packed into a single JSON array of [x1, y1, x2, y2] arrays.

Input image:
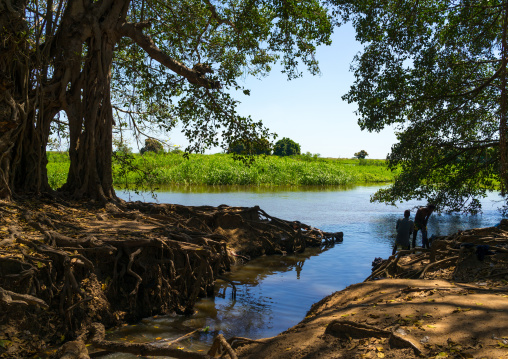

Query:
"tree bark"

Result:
[[500, 4, 508, 195], [60, 0, 130, 201]]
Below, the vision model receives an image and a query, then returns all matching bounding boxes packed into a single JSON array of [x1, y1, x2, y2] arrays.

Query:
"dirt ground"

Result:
[[235, 225, 508, 359]]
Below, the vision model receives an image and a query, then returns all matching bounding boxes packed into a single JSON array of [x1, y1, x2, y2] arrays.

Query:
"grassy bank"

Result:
[[47, 152, 398, 189]]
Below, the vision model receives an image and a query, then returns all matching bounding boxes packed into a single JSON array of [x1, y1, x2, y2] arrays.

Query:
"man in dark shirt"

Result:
[[393, 210, 413, 255], [412, 204, 436, 248]]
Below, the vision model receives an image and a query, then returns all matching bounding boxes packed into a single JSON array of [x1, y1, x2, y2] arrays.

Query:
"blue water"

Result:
[[109, 185, 503, 355]]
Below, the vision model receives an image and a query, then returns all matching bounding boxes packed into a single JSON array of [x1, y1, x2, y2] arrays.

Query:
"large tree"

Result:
[[0, 0, 334, 201], [336, 0, 508, 213]]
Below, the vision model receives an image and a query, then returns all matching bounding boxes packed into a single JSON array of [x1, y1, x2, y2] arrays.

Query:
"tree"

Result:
[[227, 138, 271, 155], [354, 150, 368, 159], [273, 137, 301, 156], [140, 139, 164, 154], [0, 0, 335, 201], [336, 0, 508, 213]]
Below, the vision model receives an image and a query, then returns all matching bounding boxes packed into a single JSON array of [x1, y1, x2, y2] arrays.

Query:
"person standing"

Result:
[[393, 210, 413, 255], [412, 204, 436, 248]]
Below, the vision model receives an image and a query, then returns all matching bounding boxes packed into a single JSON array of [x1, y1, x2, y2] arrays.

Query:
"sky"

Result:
[[165, 23, 398, 160]]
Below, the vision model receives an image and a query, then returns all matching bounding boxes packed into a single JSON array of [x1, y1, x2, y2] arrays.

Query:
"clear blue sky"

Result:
[[166, 23, 398, 160]]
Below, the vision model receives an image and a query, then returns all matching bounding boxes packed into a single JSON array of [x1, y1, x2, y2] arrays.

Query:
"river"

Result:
[[105, 185, 503, 357]]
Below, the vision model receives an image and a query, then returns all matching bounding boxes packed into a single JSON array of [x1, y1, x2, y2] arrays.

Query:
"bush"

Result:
[[273, 137, 301, 156], [140, 138, 164, 154], [227, 138, 271, 155]]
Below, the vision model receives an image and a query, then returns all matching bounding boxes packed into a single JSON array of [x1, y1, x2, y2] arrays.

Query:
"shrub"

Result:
[[140, 138, 164, 154], [273, 137, 301, 156]]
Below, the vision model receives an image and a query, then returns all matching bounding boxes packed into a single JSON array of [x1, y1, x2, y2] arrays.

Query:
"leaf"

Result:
[[435, 352, 448, 358], [427, 325, 436, 328], [377, 352, 385, 358]]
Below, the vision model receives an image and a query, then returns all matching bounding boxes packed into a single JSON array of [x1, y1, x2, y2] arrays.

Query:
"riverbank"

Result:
[[2, 197, 506, 358], [47, 152, 396, 189], [0, 197, 340, 358], [235, 224, 508, 359]]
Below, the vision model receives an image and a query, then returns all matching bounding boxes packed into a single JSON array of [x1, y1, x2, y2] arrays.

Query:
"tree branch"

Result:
[[118, 22, 220, 89]]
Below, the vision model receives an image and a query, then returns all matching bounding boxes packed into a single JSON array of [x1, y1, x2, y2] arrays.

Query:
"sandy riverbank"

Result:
[[235, 224, 508, 359]]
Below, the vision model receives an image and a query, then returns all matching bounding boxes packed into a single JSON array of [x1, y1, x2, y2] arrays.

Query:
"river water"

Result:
[[106, 185, 503, 357]]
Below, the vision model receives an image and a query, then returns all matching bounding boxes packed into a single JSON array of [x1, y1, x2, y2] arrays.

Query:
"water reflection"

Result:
[[109, 185, 504, 358]]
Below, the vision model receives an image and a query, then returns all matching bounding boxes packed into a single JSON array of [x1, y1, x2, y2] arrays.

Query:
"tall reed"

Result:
[[47, 152, 397, 189]]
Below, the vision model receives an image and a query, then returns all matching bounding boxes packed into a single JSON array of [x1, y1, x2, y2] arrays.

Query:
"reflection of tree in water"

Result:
[[192, 243, 337, 341]]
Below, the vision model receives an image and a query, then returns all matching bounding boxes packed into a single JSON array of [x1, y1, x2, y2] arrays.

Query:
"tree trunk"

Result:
[[500, 5, 508, 195], [60, 1, 128, 201], [0, 0, 53, 200]]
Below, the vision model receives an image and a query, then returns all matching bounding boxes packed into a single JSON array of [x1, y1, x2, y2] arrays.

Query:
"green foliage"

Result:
[[46, 152, 70, 190], [227, 138, 271, 155], [113, 137, 132, 154], [354, 150, 368, 159], [273, 138, 301, 157], [47, 153, 396, 188], [111, 0, 337, 156], [140, 139, 164, 154], [298, 152, 322, 162], [336, 0, 508, 213], [112, 150, 160, 198]]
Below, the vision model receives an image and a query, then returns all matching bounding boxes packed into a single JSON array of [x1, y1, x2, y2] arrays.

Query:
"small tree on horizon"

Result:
[[140, 139, 164, 154], [273, 137, 301, 156], [354, 150, 369, 159]]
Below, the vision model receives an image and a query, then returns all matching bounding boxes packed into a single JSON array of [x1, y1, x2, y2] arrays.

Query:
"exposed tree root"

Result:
[[88, 323, 214, 359], [365, 219, 508, 282], [0, 198, 340, 358]]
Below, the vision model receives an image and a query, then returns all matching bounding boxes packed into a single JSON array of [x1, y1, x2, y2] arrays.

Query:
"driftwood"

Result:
[[208, 334, 238, 359], [88, 323, 213, 359]]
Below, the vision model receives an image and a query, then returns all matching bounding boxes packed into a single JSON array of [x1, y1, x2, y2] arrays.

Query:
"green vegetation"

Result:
[[273, 137, 301, 157], [47, 152, 70, 190], [354, 150, 368, 159], [227, 138, 272, 155], [47, 152, 397, 189], [337, 0, 508, 213]]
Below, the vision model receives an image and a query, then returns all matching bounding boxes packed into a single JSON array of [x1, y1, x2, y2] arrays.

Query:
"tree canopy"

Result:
[[0, 0, 335, 201], [354, 150, 368, 159], [273, 137, 301, 156], [336, 0, 508, 213]]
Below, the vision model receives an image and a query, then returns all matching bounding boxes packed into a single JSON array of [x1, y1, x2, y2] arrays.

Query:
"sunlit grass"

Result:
[[46, 151, 398, 189]]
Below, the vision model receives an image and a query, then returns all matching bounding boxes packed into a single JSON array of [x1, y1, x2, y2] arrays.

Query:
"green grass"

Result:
[[47, 152, 70, 189], [46, 151, 399, 189]]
